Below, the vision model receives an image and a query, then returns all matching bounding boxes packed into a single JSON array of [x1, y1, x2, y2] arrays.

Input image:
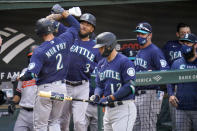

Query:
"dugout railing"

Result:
[[91, 69, 197, 131], [0, 69, 197, 131]]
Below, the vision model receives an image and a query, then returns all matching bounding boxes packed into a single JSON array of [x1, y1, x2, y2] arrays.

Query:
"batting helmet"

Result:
[[35, 18, 55, 37], [93, 32, 117, 57], [79, 13, 96, 28]]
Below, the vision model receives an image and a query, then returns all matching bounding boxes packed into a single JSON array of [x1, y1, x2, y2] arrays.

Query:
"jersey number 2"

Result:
[[56, 53, 63, 71]]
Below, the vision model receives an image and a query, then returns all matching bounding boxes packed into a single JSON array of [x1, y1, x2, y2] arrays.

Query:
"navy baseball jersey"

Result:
[[162, 40, 183, 66], [95, 53, 135, 100], [54, 22, 102, 81], [135, 43, 169, 89], [27, 15, 79, 85], [168, 57, 197, 110], [66, 39, 101, 81]]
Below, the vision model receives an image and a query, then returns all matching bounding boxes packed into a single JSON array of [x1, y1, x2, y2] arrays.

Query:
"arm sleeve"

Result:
[[167, 60, 178, 96], [152, 48, 169, 70], [113, 80, 135, 99], [167, 84, 175, 96], [27, 50, 44, 76], [94, 69, 104, 97], [59, 15, 80, 43], [113, 59, 136, 99]]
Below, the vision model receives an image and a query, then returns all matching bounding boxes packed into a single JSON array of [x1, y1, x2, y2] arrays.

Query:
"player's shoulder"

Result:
[[32, 42, 47, 56], [164, 40, 179, 47], [118, 53, 135, 66], [150, 43, 162, 52], [171, 57, 185, 69], [118, 53, 130, 61]]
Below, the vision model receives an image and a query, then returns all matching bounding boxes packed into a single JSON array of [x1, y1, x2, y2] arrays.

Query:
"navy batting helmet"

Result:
[[79, 13, 96, 28], [35, 18, 55, 37], [93, 32, 117, 57]]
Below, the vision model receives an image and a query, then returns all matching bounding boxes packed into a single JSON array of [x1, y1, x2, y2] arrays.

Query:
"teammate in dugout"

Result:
[[17, 6, 80, 131], [162, 22, 191, 131], [91, 32, 137, 131], [168, 33, 197, 131], [8, 45, 38, 131], [133, 22, 169, 131], [46, 6, 102, 131]]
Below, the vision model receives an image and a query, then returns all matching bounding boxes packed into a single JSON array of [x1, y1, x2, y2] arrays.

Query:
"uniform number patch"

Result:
[[160, 59, 167, 68], [28, 62, 35, 70], [127, 68, 135, 77]]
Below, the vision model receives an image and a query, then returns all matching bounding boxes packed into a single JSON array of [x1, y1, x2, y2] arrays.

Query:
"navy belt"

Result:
[[108, 101, 123, 108], [22, 107, 33, 112], [63, 80, 87, 87]]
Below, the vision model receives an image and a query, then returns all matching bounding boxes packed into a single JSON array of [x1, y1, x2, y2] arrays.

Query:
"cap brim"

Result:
[[179, 38, 194, 43], [93, 43, 106, 48], [134, 30, 150, 34]]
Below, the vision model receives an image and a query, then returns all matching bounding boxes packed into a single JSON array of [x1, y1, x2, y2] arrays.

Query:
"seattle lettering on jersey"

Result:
[[70, 45, 95, 62], [45, 42, 66, 58], [180, 64, 197, 69], [134, 58, 147, 68], [99, 70, 120, 81], [169, 51, 182, 61]]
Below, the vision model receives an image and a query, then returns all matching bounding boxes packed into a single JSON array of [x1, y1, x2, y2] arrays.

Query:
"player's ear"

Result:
[[176, 32, 180, 38], [148, 33, 152, 39]]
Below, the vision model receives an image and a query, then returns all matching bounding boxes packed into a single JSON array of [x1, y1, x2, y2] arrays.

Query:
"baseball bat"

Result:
[[38, 91, 92, 102]]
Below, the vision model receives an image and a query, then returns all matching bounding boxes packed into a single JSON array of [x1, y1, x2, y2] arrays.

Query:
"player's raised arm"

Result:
[[51, 4, 80, 31]]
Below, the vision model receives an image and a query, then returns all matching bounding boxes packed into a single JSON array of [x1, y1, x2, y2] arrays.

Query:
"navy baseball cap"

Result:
[[179, 33, 197, 43], [134, 22, 152, 34]]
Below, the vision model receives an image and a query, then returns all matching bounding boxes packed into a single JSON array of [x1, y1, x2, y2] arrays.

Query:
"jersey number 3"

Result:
[[56, 53, 63, 71]]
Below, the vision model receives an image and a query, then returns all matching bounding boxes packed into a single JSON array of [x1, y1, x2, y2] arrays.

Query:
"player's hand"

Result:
[[98, 96, 113, 105], [169, 95, 179, 107], [8, 101, 16, 114], [51, 4, 64, 14], [90, 95, 100, 104], [68, 7, 81, 17]]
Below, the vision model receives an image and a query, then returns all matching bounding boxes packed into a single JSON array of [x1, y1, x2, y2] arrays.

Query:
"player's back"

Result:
[[33, 37, 69, 85]]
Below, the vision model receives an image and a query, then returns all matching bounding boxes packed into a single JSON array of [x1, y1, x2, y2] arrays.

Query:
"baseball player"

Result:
[[91, 32, 137, 131], [162, 23, 191, 131], [133, 22, 169, 131], [17, 6, 80, 131], [8, 45, 38, 131], [49, 11, 102, 131], [168, 33, 197, 131], [163, 23, 191, 66]]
